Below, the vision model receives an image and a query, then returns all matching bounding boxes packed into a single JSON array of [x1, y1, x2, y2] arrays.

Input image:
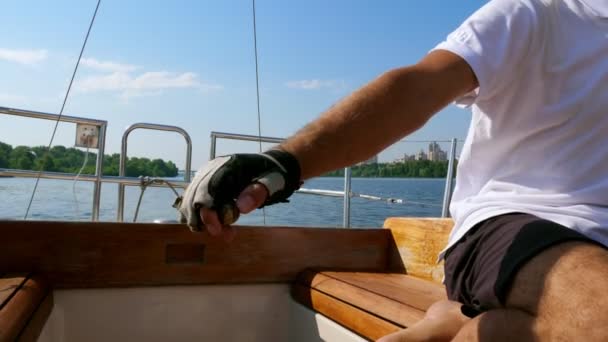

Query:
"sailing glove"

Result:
[[177, 149, 301, 231]]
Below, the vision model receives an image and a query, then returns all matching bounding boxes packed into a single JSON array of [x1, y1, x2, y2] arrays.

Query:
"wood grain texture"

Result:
[[16, 292, 53, 342], [298, 271, 426, 328], [292, 284, 400, 341], [0, 220, 390, 288], [319, 271, 447, 312], [293, 270, 448, 340], [165, 243, 206, 264], [0, 275, 27, 310], [383, 218, 453, 282], [0, 275, 49, 342]]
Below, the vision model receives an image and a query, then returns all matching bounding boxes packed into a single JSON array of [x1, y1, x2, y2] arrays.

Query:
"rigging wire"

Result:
[[24, 0, 102, 219], [132, 177, 181, 222], [72, 145, 90, 218], [297, 188, 443, 208], [252, 0, 267, 225]]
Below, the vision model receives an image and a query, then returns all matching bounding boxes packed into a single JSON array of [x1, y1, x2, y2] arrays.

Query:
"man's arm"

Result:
[[280, 49, 478, 179], [199, 50, 478, 238]]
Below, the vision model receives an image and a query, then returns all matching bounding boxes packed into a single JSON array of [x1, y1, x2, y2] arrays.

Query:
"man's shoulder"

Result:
[[462, 0, 545, 38], [479, 0, 545, 18]]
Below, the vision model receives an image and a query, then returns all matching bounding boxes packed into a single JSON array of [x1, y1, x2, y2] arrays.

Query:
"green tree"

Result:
[[34, 154, 56, 172], [9, 146, 35, 170], [0, 142, 12, 168], [151, 158, 169, 177], [0, 141, 179, 177]]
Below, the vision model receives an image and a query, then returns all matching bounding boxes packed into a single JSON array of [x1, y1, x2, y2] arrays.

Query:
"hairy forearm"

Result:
[[279, 51, 477, 180]]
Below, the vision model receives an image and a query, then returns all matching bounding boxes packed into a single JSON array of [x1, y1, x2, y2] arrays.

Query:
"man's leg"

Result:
[[377, 300, 470, 342], [452, 241, 608, 341]]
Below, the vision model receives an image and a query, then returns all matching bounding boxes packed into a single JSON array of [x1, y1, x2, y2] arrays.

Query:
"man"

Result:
[[179, 0, 608, 340]]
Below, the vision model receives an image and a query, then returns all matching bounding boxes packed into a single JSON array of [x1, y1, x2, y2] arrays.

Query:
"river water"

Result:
[[0, 177, 447, 228]]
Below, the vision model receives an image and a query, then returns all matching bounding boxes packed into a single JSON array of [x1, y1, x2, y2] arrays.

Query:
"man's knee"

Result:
[[452, 308, 540, 342], [505, 241, 608, 338]]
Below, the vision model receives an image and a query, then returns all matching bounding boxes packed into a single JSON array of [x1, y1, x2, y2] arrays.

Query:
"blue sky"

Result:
[[0, 0, 486, 169]]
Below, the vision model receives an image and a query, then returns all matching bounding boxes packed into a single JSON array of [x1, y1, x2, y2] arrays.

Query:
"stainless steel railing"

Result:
[[1, 106, 459, 224], [209, 131, 284, 159], [116, 123, 192, 222], [209, 131, 459, 223], [0, 168, 189, 188], [442, 138, 458, 217], [0, 107, 191, 222], [209, 132, 461, 225], [343, 166, 352, 227], [0, 106, 108, 220]]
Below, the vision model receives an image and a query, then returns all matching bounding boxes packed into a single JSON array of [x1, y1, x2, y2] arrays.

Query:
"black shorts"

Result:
[[444, 213, 603, 318]]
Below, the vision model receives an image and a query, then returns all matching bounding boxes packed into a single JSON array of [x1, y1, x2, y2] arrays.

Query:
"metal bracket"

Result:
[[75, 123, 100, 149]]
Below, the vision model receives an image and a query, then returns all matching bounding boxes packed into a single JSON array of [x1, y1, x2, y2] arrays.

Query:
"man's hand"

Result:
[[178, 150, 301, 240]]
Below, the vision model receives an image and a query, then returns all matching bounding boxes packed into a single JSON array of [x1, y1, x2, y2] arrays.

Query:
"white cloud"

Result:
[[76, 56, 222, 99], [0, 48, 48, 65], [80, 58, 139, 73], [130, 71, 199, 89], [285, 79, 345, 90], [76, 71, 221, 98]]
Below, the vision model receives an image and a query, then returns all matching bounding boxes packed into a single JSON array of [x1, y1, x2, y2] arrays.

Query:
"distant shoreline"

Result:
[[0, 141, 179, 178], [322, 160, 455, 179]]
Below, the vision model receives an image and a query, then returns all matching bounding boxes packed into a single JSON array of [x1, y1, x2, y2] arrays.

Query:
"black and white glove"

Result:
[[177, 149, 301, 231]]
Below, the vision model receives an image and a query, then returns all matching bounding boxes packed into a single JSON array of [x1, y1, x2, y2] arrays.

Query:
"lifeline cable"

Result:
[[72, 146, 90, 218], [133, 177, 181, 222], [252, 0, 267, 225], [24, 0, 102, 219]]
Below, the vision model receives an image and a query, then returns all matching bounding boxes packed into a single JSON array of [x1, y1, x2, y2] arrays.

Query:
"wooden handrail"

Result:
[[292, 270, 447, 341], [0, 221, 391, 288], [384, 217, 453, 282], [0, 274, 51, 342]]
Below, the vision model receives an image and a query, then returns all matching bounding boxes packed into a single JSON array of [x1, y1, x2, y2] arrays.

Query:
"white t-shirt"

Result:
[[433, 0, 608, 257]]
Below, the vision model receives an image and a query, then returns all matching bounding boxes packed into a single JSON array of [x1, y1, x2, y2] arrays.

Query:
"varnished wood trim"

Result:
[[320, 271, 447, 312], [293, 270, 448, 340], [0, 221, 390, 288], [0, 275, 49, 342], [17, 292, 53, 342], [298, 271, 425, 328], [0, 275, 27, 310], [165, 243, 206, 264], [292, 284, 400, 341], [384, 217, 453, 282]]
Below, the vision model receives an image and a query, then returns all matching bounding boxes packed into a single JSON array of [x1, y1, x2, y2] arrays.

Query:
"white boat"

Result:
[[0, 76, 452, 342], [0, 2, 459, 339], [1, 216, 453, 342], [0, 106, 458, 341]]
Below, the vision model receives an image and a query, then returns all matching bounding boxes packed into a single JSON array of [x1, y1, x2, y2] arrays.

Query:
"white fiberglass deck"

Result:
[[37, 284, 366, 342]]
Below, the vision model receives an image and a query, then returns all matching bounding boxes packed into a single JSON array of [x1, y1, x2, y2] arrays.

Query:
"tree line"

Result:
[[324, 160, 455, 178], [0, 141, 178, 177]]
